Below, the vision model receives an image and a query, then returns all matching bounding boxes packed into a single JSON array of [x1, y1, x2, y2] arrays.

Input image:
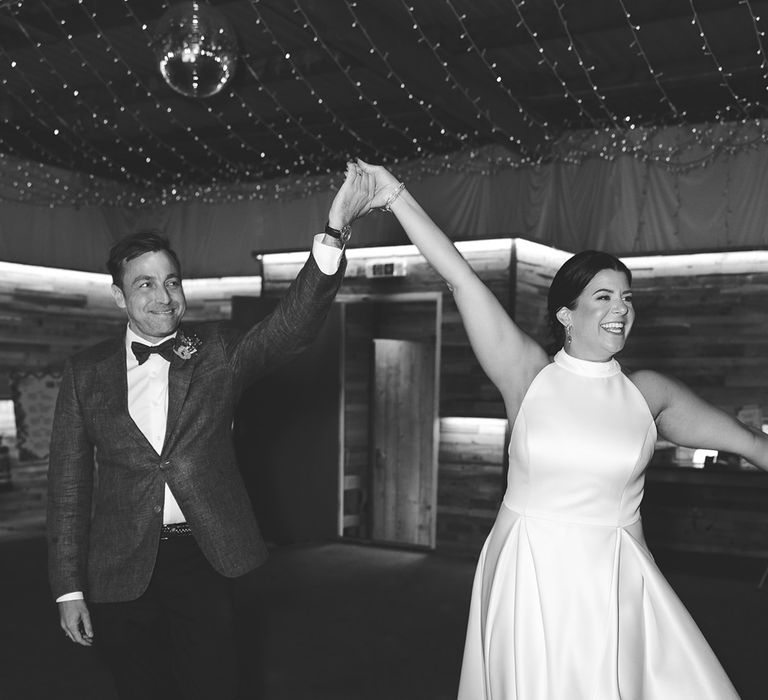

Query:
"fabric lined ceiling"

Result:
[[1, 0, 767, 206]]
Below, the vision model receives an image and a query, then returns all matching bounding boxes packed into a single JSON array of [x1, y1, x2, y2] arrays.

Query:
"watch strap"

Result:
[[325, 220, 351, 245]]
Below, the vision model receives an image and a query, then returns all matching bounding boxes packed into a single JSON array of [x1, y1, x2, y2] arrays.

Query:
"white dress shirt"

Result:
[[56, 235, 343, 603], [125, 325, 186, 524]]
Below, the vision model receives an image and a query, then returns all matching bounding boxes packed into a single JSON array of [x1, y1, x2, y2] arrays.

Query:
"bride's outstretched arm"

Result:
[[357, 159, 547, 399], [632, 369, 768, 471]]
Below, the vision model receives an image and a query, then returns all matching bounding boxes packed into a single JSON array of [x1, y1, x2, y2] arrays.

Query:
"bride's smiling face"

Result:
[[558, 268, 634, 362]]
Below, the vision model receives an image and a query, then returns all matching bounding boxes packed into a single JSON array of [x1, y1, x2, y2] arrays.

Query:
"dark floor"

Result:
[[2, 537, 767, 700]]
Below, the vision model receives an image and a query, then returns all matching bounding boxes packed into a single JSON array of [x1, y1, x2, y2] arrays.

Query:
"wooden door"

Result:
[[371, 339, 436, 547]]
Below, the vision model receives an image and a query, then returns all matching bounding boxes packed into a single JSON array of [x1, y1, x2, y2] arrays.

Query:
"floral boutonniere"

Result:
[[173, 331, 202, 361]]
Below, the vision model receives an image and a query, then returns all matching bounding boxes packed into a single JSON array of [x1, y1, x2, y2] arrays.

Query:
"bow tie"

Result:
[[131, 338, 175, 365]]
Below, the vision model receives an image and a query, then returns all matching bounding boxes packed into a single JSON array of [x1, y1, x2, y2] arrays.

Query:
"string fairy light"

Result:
[[688, 0, 751, 119], [0, 47, 162, 205], [71, 0, 245, 183], [342, 0, 465, 153], [741, 0, 768, 93], [550, 1, 621, 129], [239, 59, 342, 174], [5, 8, 170, 187], [508, 0, 603, 129], [246, 0, 390, 165], [0, 6, 166, 191], [616, 0, 681, 120], [0, 0, 767, 208], [442, 0, 553, 154], [292, 0, 418, 155], [400, 0, 529, 151], [35, 1, 204, 186], [124, 0, 298, 183]]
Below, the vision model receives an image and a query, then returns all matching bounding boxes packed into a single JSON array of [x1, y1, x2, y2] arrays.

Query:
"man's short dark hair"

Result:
[[107, 230, 182, 288]]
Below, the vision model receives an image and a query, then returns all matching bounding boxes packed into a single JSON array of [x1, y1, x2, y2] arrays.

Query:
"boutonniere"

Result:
[[173, 331, 202, 360]]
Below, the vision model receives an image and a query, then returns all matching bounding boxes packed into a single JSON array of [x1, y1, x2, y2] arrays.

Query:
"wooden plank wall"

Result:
[[0, 270, 125, 398], [0, 266, 259, 541], [625, 268, 768, 418], [437, 417, 507, 555]]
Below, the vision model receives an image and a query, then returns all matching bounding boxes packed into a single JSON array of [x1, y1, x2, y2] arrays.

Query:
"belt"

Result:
[[160, 522, 192, 540]]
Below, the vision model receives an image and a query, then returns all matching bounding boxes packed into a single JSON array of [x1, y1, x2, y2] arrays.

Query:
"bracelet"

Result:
[[382, 182, 406, 212]]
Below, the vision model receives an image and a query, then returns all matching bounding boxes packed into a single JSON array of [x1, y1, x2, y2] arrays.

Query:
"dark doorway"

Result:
[[232, 297, 341, 545]]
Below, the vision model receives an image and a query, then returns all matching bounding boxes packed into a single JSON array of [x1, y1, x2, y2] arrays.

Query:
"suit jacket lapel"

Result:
[[97, 336, 152, 450], [164, 338, 195, 449]]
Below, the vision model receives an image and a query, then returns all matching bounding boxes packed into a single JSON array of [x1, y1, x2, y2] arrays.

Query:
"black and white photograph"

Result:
[[1, 2, 768, 698]]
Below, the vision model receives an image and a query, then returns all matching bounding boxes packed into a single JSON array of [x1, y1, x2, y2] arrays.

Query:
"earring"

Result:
[[566, 324, 572, 345]]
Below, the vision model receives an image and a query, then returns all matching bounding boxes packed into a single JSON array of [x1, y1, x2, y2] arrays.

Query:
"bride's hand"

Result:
[[355, 159, 403, 210], [328, 160, 378, 229]]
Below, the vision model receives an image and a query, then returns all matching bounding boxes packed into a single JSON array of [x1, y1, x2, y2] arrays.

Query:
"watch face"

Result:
[[324, 221, 351, 244]]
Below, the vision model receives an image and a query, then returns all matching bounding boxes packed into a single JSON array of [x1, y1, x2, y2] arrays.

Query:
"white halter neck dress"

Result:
[[457, 350, 739, 699]]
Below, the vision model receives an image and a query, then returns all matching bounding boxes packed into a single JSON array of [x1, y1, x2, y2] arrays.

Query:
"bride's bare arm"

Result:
[[357, 160, 548, 400], [632, 369, 768, 471]]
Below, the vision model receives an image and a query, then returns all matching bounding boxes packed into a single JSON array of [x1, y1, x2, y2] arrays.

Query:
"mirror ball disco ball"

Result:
[[153, 2, 238, 98]]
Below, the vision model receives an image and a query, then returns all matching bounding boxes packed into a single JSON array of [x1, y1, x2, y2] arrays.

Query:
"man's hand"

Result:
[[327, 161, 377, 231], [355, 159, 403, 209], [59, 599, 94, 647]]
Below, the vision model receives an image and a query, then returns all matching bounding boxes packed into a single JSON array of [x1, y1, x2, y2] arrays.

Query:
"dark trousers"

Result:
[[91, 535, 239, 700]]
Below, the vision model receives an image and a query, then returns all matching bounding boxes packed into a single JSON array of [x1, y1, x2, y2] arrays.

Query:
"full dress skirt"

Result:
[[457, 350, 739, 700]]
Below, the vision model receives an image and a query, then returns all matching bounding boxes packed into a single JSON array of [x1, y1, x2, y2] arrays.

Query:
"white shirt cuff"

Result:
[[312, 233, 344, 275], [56, 591, 84, 603]]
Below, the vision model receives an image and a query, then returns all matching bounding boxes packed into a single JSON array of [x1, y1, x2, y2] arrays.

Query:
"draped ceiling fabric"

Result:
[[1, 126, 767, 277]]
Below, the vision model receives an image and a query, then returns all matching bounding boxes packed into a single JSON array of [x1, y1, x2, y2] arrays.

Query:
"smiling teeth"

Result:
[[602, 323, 624, 333]]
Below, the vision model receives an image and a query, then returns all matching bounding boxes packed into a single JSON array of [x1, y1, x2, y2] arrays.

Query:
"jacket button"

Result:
[[153, 505, 162, 514]]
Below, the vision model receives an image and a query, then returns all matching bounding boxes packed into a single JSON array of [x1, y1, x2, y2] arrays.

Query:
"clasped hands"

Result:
[[327, 159, 404, 232]]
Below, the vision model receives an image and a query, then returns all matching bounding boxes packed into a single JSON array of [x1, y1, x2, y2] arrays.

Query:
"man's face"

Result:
[[110, 250, 186, 342]]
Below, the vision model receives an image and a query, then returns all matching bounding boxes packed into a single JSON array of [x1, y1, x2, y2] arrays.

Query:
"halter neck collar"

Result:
[[554, 349, 621, 378]]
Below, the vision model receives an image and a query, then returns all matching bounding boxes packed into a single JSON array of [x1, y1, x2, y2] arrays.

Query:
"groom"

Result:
[[47, 165, 374, 699]]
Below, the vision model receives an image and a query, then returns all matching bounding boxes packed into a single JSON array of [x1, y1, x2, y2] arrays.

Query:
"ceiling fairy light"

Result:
[[152, 1, 239, 99], [2, 0, 768, 209]]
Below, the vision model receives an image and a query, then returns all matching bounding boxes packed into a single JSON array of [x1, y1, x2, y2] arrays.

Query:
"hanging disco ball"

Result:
[[152, 1, 238, 98]]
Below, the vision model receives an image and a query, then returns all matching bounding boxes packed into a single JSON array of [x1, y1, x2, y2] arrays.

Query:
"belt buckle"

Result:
[[160, 522, 191, 540]]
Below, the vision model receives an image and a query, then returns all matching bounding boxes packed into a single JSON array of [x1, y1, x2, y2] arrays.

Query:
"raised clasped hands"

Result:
[[327, 159, 403, 230], [354, 159, 402, 210], [327, 160, 375, 230]]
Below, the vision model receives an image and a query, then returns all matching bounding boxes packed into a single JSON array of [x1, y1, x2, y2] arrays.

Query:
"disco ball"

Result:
[[152, 2, 239, 98]]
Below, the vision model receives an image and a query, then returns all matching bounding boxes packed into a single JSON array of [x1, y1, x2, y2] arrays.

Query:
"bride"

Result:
[[353, 158, 767, 699]]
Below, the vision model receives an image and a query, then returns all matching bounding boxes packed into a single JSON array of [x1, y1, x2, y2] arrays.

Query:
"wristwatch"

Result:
[[324, 220, 351, 245]]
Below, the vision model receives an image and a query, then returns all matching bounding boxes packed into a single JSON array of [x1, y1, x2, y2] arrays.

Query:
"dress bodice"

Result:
[[502, 349, 657, 527]]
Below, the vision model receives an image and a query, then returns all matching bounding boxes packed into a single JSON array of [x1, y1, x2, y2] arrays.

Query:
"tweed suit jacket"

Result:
[[47, 254, 344, 603]]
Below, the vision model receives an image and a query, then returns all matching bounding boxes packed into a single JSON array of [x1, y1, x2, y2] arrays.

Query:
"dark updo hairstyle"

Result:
[[107, 229, 181, 288], [546, 250, 632, 350]]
